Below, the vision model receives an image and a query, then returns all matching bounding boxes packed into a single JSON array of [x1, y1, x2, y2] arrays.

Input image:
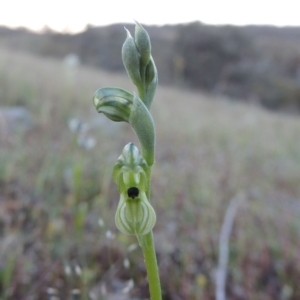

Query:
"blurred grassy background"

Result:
[[0, 29, 300, 300]]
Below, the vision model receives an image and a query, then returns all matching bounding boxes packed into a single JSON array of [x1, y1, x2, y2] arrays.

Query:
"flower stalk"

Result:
[[93, 22, 161, 299]]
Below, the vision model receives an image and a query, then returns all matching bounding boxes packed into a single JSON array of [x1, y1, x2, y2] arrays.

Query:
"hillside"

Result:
[[1, 23, 300, 112], [1, 47, 300, 299]]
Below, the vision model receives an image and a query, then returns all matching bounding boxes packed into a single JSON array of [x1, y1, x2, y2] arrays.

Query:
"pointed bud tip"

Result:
[[124, 27, 131, 38], [134, 20, 141, 27]]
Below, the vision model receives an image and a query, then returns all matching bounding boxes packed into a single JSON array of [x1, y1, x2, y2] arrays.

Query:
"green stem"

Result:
[[138, 232, 162, 300], [137, 84, 146, 102], [136, 167, 161, 300], [135, 50, 160, 298]]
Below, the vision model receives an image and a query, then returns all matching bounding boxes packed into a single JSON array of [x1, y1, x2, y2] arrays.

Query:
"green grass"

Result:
[[0, 48, 300, 299]]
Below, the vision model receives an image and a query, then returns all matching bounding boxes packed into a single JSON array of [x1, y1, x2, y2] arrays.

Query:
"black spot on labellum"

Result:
[[127, 187, 139, 199]]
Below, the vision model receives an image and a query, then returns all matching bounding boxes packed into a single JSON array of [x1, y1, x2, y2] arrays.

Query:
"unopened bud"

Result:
[[145, 57, 156, 86], [93, 89, 155, 166], [144, 57, 158, 108], [122, 29, 142, 87], [93, 87, 133, 122], [135, 21, 151, 66]]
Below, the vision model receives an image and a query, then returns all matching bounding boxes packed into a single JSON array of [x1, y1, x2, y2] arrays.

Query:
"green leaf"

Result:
[[130, 94, 155, 166]]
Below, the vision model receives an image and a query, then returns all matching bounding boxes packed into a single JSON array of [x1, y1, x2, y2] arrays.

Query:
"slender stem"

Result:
[[138, 232, 162, 300], [129, 28, 160, 297], [136, 166, 162, 300], [137, 84, 146, 102]]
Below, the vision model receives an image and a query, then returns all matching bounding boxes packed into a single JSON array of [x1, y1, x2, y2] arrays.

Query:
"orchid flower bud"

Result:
[[144, 57, 158, 109], [135, 21, 151, 67], [93, 88, 155, 166], [114, 143, 156, 235], [122, 29, 142, 87], [120, 24, 158, 110], [93, 87, 133, 122]]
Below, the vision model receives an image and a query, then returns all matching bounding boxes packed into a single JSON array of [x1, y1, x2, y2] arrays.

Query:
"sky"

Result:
[[1, 0, 300, 33]]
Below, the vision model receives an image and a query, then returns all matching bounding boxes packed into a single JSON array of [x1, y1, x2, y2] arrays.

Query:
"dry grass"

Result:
[[0, 48, 300, 300]]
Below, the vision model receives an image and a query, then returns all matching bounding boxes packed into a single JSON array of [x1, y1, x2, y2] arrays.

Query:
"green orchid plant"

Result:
[[93, 22, 162, 300]]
